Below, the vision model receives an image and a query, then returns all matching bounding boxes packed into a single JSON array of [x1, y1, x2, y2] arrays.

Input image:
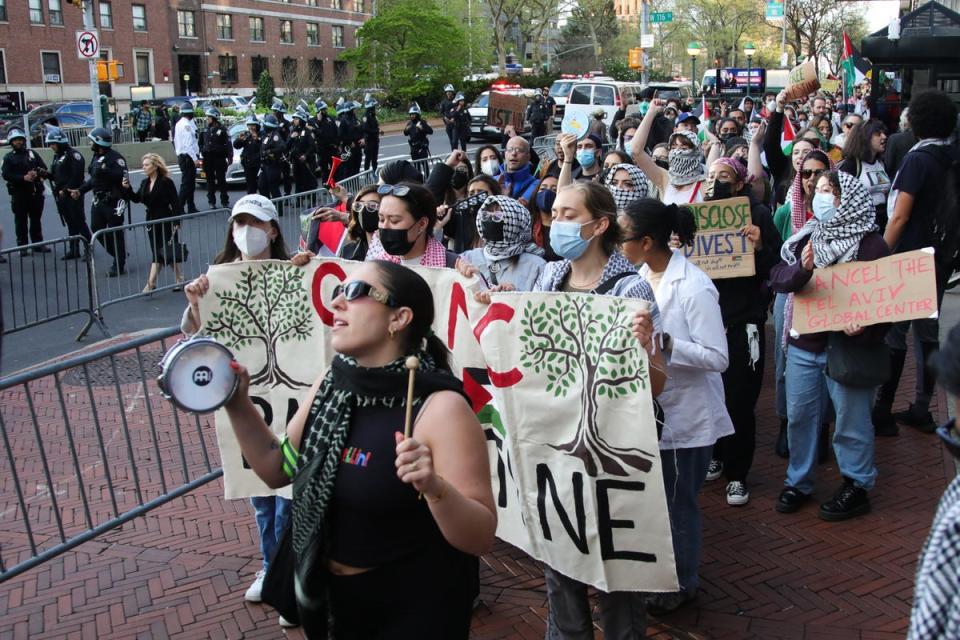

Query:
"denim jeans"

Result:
[[773, 293, 787, 419], [544, 566, 647, 640], [251, 495, 292, 571], [660, 446, 712, 594], [784, 346, 877, 494]]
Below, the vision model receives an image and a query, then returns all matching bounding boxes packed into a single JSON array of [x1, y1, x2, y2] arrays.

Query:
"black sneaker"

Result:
[[872, 405, 899, 437], [894, 404, 936, 434], [705, 459, 723, 481], [775, 418, 789, 458], [647, 589, 697, 616], [819, 479, 870, 521], [775, 486, 810, 513]]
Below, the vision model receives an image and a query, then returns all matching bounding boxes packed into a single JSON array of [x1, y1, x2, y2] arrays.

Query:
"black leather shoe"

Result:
[[872, 405, 899, 437], [894, 404, 936, 434], [775, 487, 810, 513], [775, 418, 789, 458], [32, 245, 52, 253], [819, 479, 870, 521]]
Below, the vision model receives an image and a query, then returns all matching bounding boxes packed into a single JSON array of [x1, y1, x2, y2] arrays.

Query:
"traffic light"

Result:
[[96, 60, 124, 81], [68, 0, 84, 8], [628, 48, 642, 70]]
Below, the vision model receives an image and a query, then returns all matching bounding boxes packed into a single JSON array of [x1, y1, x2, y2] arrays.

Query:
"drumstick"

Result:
[[403, 356, 420, 439]]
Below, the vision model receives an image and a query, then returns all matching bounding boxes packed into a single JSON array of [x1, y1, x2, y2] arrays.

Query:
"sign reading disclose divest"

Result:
[[682, 196, 756, 279], [198, 259, 678, 593], [790, 248, 939, 335]]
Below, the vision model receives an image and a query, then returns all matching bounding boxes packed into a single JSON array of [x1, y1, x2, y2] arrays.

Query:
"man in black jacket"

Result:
[[46, 126, 91, 258], [289, 106, 319, 193], [312, 99, 340, 184], [404, 103, 433, 160], [234, 115, 262, 195], [440, 84, 457, 151], [362, 94, 382, 172], [271, 98, 293, 196], [202, 108, 231, 209], [258, 115, 285, 200], [1, 128, 49, 253], [336, 100, 363, 179]]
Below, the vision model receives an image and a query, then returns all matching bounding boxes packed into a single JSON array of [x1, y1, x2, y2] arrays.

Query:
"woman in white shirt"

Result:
[[619, 197, 733, 615], [837, 120, 891, 230], [630, 101, 706, 205]]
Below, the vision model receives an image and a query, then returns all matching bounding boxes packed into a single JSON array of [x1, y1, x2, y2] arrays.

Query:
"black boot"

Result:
[[61, 239, 81, 260], [818, 423, 830, 464], [775, 418, 789, 458], [819, 477, 870, 521]]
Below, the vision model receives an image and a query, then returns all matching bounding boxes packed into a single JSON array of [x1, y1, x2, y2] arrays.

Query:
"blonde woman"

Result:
[[122, 153, 184, 292]]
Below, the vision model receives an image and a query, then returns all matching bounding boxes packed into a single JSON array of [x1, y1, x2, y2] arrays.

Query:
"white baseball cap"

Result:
[[230, 194, 278, 223]]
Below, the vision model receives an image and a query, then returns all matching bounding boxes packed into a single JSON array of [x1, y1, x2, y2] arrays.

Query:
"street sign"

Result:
[[640, 34, 655, 49], [766, 0, 785, 19], [650, 11, 673, 23], [76, 30, 100, 59]]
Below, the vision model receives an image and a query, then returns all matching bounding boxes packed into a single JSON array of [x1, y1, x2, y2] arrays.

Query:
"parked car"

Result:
[[194, 95, 253, 113], [196, 120, 255, 186], [56, 102, 94, 116], [644, 82, 695, 102], [562, 79, 643, 130], [1, 112, 94, 146]]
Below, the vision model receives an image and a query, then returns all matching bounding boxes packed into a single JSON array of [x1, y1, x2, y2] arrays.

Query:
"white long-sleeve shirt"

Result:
[[174, 117, 199, 161]]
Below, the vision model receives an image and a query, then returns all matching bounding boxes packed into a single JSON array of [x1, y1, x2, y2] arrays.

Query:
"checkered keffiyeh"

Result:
[[477, 195, 543, 261], [604, 163, 651, 211], [790, 149, 835, 233], [909, 473, 960, 639], [366, 233, 449, 266]]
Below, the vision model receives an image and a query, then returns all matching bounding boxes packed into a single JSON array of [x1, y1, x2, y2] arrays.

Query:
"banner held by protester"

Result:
[[487, 92, 527, 131], [683, 196, 756, 279]]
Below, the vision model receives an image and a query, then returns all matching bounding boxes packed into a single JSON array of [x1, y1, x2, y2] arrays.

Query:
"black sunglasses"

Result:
[[351, 200, 380, 214], [377, 184, 411, 197], [801, 168, 826, 180], [332, 280, 398, 308]]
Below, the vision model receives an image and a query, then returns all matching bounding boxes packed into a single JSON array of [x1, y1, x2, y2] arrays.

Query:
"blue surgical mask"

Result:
[[549, 220, 596, 261], [535, 188, 556, 214], [576, 149, 596, 168], [812, 192, 838, 222]]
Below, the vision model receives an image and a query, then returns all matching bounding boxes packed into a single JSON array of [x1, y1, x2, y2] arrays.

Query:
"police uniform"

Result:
[[288, 120, 319, 193], [313, 113, 340, 184], [1, 141, 48, 248], [404, 115, 433, 160], [50, 143, 92, 257], [337, 110, 364, 180], [202, 118, 231, 208], [362, 106, 381, 172], [440, 91, 457, 151], [79, 148, 129, 275], [273, 110, 293, 196], [233, 127, 262, 195], [259, 128, 286, 200]]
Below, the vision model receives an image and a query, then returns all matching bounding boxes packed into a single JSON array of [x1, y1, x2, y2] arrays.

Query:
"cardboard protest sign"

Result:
[[682, 196, 756, 279], [198, 259, 677, 592], [784, 60, 820, 102], [487, 92, 527, 131], [790, 248, 939, 335]]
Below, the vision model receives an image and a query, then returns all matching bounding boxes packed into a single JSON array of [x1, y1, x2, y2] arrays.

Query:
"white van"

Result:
[[562, 79, 643, 131]]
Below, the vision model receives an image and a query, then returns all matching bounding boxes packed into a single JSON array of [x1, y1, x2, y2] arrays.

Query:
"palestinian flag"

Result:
[[841, 33, 870, 95], [781, 113, 796, 156]]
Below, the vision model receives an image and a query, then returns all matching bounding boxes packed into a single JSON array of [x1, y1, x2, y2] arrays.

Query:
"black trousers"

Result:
[[10, 192, 44, 245], [243, 163, 260, 195], [293, 160, 318, 193], [714, 322, 766, 481], [281, 158, 292, 196], [204, 154, 229, 206], [137, 129, 148, 143], [177, 154, 198, 213], [258, 163, 282, 199], [410, 144, 429, 160], [364, 138, 379, 172], [445, 123, 457, 151], [91, 198, 126, 268], [531, 121, 547, 140], [55, 195, 91, 242]]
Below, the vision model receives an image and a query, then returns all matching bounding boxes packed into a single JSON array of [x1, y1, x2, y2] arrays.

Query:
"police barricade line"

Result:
[[63, 126, 140, 148], [532, 134, 557, 151], [0, 236, 106, 340], [0, 326, 222, 582], [271, 188, 338, 248]]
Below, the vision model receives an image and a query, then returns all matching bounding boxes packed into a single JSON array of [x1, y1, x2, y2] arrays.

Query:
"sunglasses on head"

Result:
[[332, 280, 398, 308], [377, 184, 411, 197], [351, 200, 380, 214], [801, 168, 826, 180]]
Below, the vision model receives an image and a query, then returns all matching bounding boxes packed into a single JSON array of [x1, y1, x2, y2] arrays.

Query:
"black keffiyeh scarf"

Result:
[[667, 131, 706, 187], [604, 163, 651, 211], [478, 195, 544, 261]]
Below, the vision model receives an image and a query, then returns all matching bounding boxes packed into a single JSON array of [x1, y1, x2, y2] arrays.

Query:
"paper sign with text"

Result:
[[487, 92, 527, 131], [791, 248, 939, 335], [784, 61, 820, 102], [682, 196, 756, 279]]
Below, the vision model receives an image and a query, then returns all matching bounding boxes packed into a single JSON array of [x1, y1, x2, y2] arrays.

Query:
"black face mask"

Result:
[[451, 171, 469, 190], [481, 218, 505, 242], [655, 158, 670, 170], [708, 180, 737, 201], [718, 132, 733, 142], [359, 208, 380, 234], [378, 226, 416, 256]]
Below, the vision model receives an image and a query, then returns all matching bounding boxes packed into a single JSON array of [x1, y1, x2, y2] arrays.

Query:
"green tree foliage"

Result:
[[340, 0, 469, 103], [559, 0, 620, 69], [254, 71, 276, 111], [775, 0, 867, 76]]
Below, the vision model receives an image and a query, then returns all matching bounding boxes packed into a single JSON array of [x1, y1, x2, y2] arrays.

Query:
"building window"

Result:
[[306, 22, 319, 46], [331, 0, 342, 9], [332, 25, 344, 48], [0, 51, 6, 83], [219, 55, 238, 83], [281, 57, 298, 83], [279, 19, 293, 44], [305, 0, 317, 5], [249, 16, 264, 42], [333, 60, 347, 84], [216, 14, 233, 40], [41, 51, 61, 83], [309, 58, 323, 84], [48, 0, 62, 25], [99, 1, 112, 29], [251, 55, 268, 82], [0, 0, 7, 22], [29, 0, 43, 24], [178, 10, 196, 38], [134, 51, 150, 85], [355, 0, 364, 12], [132, 4, 146, 31]]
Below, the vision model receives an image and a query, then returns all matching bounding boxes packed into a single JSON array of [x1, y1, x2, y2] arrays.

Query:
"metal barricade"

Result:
[[0, 236, 106, 340], [0, 326, 222, 582], [271, 187, 338, 245], [532, 135, 558, 151], [63, 126, 139, 148]]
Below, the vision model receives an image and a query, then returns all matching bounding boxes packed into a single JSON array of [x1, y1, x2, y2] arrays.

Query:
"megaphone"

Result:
[[327, 156, 343, 188]]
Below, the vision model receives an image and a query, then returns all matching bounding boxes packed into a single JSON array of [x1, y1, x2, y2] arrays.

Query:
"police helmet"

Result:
[[408, 102, 422, 115], [444, 84, 455, 93], [88, 127, 113, 147], [454, 93, 465, 103], [315, 98, 328, 112], [7, 128, 26, 143], [271, 98, 287, 114], [263, 114, 280, 129], [44, 125, 69, 145], [180, 101, 195, 115], [206, 107, 221, 121], [245, 114, 260, 127], [364, 93, 378, 109], [293, 106, 310, 121]]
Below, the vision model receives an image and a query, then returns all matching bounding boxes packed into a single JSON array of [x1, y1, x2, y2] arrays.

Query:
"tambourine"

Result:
[[157, 337, 238, 413]]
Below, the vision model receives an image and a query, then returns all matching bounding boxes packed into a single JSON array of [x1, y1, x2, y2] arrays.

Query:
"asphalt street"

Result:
[[0, 130, 494, 375]]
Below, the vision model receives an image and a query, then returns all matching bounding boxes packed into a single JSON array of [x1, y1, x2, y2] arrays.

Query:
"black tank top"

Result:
[[327, 401, 449, 568]]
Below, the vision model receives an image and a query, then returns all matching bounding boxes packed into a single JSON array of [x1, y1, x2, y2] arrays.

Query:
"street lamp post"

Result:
[[744, 42, 756, 98], [686, 42, 701, 96]]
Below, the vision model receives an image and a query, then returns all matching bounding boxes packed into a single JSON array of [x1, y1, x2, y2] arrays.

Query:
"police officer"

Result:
[[289, 106, 318, 193], [440, 83, 457, 151], [271, 98, 293, 196], [173, 101, 200, 213], [526, 92, 550, 140], [336, 100, 363, 180], [202, 107, 231, 209], [70, 128, 128, 276], [362, 94, 383, 172], [312, 98, 339, 184], [1, 128, 49, 253], [233, 115, 262, 195], [450, 92, 470, 151], [46, 126, 91, 259], [258, 114, 285, 200], [404, 103, 433, 160]]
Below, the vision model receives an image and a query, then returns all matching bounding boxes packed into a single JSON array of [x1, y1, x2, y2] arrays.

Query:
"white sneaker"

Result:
[[244, 569, 266, 602], [705, 459, 723, 482], [726, 481, 750, 506], [279, 615, 298, 628]]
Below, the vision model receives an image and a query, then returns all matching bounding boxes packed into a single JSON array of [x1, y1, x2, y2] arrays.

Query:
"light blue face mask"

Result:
[[812, 192, 838, 223], [549, 219, 596, 261], [576, 149, 596, 168]]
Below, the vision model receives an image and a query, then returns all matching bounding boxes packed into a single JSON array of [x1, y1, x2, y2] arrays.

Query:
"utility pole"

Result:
[[780, 0, 788, 68], [80, 0, 104, 128], [640, 0, 650, 85]]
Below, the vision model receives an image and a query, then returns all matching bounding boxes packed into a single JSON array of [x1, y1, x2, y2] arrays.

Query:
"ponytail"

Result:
[[622, 198, 698, 249]]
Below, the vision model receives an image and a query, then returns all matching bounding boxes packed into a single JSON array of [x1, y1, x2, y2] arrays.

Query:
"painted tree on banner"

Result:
[[205, 264, 313, 389], [519, 295, 654, 477]]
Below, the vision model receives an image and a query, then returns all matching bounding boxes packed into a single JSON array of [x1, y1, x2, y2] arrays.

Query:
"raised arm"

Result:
[[557, 133, 577, 189], [747, 120, 767, 203], [631, 101, 669, 193]]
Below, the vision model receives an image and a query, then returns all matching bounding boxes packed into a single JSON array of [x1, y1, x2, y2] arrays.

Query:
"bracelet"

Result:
[[279, 435, 299, 479], [425, 475, 448, 503]]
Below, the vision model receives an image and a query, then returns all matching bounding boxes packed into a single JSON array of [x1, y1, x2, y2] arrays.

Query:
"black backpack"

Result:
[[918, 146, 960, 274]]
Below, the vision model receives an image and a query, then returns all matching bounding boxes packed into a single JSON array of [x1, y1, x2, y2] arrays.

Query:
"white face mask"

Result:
[[481, 159, 500, 177], [233, 225, 271, 258]]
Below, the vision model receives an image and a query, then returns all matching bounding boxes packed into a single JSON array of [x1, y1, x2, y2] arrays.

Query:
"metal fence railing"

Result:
[[62, 125, 140, 148], [0, 326, 222, 582]]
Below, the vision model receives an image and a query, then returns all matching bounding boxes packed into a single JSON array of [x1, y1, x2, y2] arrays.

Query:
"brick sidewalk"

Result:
[[0, 327, 953, 640]]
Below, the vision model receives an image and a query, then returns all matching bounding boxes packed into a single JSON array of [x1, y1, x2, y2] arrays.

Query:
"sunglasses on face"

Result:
[[377, 184, 411, 197], [801, 168, 826, 180], [332, 280, 398, 308], [351, 200, 380, 214]]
